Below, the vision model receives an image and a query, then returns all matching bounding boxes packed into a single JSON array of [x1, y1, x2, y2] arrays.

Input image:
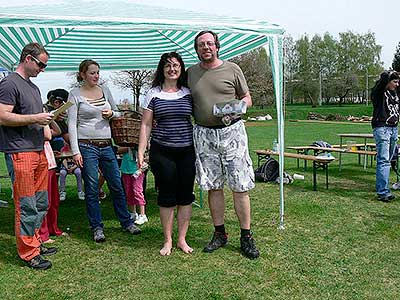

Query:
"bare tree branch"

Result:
[[111, 70, 154, 110]]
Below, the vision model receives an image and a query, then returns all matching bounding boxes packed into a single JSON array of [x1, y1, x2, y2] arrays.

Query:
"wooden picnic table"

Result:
[[289, 143, 375, 150], [336, 133, 399, 180], [337, 133, 376, 170], [255, 150, 335, 191], [286, 145, 376, 169], [330, 143, 376, 149]]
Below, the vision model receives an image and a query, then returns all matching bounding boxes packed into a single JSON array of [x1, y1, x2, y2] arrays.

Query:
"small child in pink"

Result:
[[119, 147, 147, 225], [40, 125, 64, 243]]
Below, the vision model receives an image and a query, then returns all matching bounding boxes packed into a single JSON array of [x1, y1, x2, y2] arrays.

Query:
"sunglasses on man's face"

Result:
[[30, 55, 48, 69]]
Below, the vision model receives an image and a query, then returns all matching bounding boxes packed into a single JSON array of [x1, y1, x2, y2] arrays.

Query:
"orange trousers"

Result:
[[12, 151, 48, 261]]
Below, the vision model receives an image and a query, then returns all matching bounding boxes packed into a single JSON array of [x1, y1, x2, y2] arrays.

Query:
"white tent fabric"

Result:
[[0, 0, 286, 228]]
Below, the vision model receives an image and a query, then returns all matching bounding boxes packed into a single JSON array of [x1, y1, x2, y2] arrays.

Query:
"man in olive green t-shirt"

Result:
[[188, 31, 259, 259]]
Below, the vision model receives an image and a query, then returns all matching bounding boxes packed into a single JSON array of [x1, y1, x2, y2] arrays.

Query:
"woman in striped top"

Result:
[[68, 59, 141, 243], [138, 52, 195, 256]]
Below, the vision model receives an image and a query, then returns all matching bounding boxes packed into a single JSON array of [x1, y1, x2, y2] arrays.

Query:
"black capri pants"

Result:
[[149, 141, 196, 207]]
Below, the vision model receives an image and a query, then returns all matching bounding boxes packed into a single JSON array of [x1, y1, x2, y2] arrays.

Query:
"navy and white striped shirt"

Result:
[[143, 86, 193, 147]]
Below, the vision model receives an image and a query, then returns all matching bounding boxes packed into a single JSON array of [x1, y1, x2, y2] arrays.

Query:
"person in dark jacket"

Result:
[[44, 89, 69, 151], [371, 70, 400, 202]]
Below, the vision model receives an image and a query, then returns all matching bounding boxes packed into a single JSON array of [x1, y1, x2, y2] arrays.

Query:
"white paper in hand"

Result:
[[51, 101, 73, 120]]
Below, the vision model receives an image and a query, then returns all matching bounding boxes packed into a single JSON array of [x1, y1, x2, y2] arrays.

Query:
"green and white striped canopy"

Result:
[[0, 0, 283, 71], [0, 0, 287, 228], [0, 0, 284, 71]]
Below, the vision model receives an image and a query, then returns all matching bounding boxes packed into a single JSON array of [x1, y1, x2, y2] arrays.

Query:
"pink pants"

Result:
[[40, 169, 63, 241], [122, 173, 146, 206]]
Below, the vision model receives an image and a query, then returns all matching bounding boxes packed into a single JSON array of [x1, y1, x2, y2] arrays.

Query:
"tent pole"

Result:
[[266, 36, 285, 230]]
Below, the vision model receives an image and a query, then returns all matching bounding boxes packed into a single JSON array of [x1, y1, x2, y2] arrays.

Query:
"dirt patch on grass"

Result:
[[245, 121, 275, 127]]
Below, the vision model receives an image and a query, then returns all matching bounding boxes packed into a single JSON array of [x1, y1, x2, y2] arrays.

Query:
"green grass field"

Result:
[[0, 110, 399, 300]]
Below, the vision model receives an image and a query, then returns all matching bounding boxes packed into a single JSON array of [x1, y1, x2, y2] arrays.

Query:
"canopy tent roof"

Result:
[[0, 0, 284, 71]]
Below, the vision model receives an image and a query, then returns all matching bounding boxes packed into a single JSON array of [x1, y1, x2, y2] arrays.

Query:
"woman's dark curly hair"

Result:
[[152, 52, 187, 88]]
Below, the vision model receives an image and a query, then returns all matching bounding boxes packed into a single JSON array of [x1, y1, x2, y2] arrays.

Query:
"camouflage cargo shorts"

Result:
[[193, 120, 255, 192]]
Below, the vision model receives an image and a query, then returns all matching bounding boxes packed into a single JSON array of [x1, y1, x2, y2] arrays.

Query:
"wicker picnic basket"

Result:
[[111, 110, 142, 147]]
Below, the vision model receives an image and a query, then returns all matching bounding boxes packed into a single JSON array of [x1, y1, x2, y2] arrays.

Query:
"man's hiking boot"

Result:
[[203, 231, 228, 253], [240, 234, 260, 259], [27, 255, 52, 270]]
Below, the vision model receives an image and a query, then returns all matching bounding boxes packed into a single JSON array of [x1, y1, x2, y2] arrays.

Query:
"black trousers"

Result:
[[149, 141, 196, 207]]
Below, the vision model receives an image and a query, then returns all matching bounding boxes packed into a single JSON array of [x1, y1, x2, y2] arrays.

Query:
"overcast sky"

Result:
[[2, 0, 399, 102]]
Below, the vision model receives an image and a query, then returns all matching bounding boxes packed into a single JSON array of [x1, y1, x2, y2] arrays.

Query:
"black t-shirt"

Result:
[[371, 88, 400, 128], [0, 72, 44, 153]]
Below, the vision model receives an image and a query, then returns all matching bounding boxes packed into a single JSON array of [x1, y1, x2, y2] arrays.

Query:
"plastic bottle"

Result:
[[272, 139, 278, 152], [132, 169, 143, 178], [293, 174, 305, 180], [133, 162, 149, 178]]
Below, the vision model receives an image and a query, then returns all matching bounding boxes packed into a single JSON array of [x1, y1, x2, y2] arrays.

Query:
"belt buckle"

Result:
[[98, 141, 106, 147]]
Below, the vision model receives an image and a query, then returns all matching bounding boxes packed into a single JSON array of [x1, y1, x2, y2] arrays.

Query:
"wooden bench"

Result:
[[286, 146, 376, 169], [255, 150, 335, 191], [287, 145, 376, 155]]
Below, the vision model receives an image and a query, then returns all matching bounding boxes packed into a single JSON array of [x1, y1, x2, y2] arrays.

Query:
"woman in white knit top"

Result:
[[68, 59, 141, 242]]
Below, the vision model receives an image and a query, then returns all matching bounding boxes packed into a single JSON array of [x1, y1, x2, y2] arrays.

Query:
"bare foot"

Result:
[[159, 243, 172, 256], [43, 238, 55, 244], [177, 241, 193, 254]]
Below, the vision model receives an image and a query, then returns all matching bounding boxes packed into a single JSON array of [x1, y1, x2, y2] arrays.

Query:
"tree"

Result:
[[393, 42, 400, 71], [111, 70, 153, 110], [357, 32, 383, 103], [287, 31, 383, 106], [295, 35, 319, 106], [283, 35, 298, 104], [309, 34, 328, 105], [318, 33, 339, 104], [230, 48, 274, 107], [334, 31, 382, 105]]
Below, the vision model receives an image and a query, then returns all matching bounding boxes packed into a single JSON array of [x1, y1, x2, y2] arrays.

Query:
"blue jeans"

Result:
[[5, 153, 15, 183], [373, 126, 398, 197], [79, 143, 133, 230]]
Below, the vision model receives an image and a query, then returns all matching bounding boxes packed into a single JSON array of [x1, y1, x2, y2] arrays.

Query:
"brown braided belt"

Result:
[[78, 139, 112, 148]]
